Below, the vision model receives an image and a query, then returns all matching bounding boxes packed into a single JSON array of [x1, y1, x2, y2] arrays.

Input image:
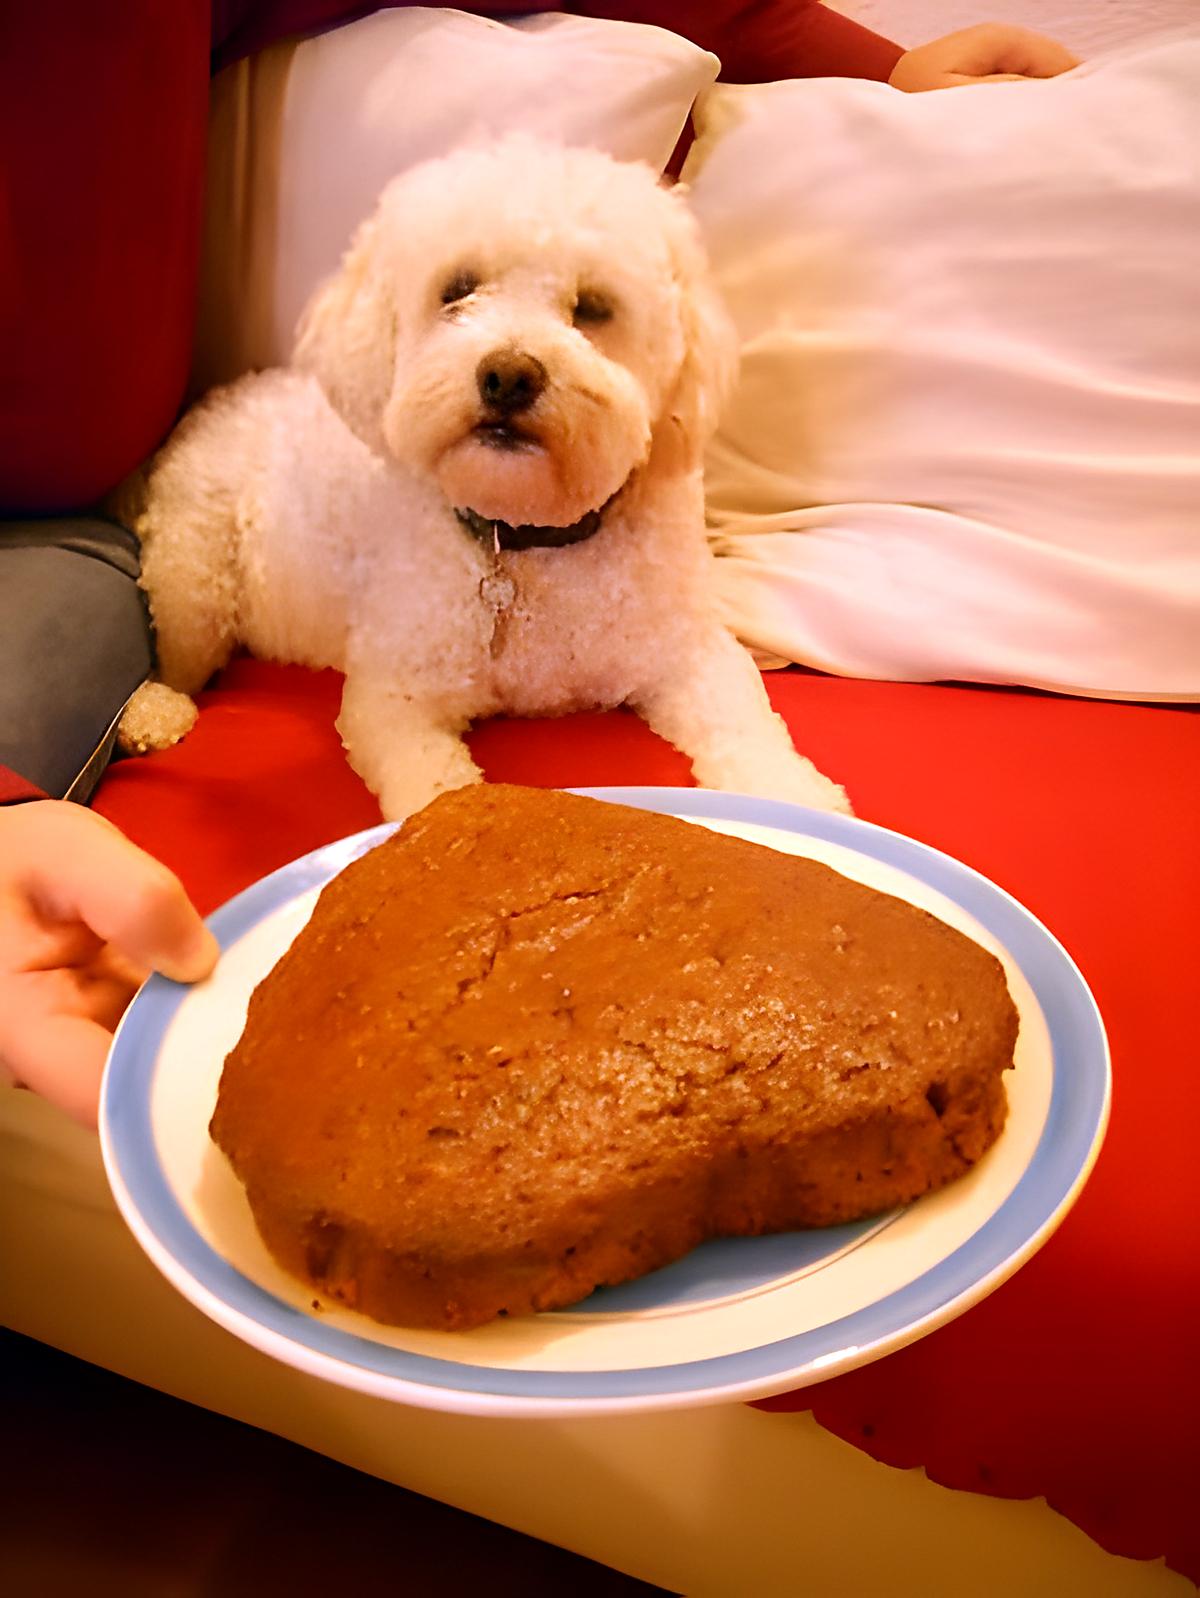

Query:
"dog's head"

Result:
[[294, 136, 737, 533]]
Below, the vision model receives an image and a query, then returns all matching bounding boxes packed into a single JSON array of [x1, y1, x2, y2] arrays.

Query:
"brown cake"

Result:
[[211, 784, 1016, 1330]]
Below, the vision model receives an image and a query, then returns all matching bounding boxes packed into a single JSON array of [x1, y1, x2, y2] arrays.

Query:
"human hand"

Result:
[[889, 24, 1079, 91], [0, 801, 217, 1127]]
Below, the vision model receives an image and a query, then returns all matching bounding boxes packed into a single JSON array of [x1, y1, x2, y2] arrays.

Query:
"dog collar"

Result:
[[454, 493, 617, 552]]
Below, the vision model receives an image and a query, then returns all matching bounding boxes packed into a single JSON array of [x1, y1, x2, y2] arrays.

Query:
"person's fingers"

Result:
[[94, 942, 151, 1001], [948, 25, 1079, 79], [892, 26, 1081, 91], [0, 804, 215, 1127], [77, 954, 148, 1032], [988, 33, 1079, 78], [0, 887, 105, 970], [0, 1011, 111, 1128], [2, 959, 142, 1035], [8, 802, 218, 983], [939, 72, 1028, 87], [0, 958, 145, 1126]]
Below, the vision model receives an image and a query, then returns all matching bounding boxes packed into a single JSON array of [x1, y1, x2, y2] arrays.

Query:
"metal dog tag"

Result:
[[480, 572, 516, 612], [480, 569, 518, 657]]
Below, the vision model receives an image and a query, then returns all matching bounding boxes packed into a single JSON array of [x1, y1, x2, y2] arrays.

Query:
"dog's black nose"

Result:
[[476, 350, 547, 414]]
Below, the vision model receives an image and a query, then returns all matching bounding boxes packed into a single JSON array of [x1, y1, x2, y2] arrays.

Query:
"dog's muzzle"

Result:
[[454, 490, 621, 552]]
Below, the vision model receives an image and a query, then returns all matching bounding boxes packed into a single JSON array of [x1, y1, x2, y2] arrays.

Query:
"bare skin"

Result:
[[0, 802, 217, 1126], [890, 24, 1080, 92]]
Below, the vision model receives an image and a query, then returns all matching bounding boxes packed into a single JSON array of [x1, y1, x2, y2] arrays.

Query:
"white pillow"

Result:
[[686, 34, 1200, 701], [193, 7, 716, 391]]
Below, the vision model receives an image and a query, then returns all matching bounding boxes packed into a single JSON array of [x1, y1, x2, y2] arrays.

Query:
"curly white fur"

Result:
[[120, 136, 850, 821]]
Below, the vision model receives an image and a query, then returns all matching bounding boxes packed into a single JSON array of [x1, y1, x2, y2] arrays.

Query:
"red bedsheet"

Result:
[[93, 659, 1200, 1581]]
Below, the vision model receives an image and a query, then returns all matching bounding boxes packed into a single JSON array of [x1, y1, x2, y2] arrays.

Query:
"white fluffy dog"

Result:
[[119, 137, 850, 821]]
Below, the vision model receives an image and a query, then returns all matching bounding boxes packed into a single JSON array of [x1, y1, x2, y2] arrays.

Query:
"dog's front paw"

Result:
[[698, 750, 854, 817], [372, 766, 484, 825], [118, 681, 199, 755], [775, 758, 854, 818]]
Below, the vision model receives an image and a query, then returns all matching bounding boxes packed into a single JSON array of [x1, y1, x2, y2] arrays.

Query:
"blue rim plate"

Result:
[[99, 789, 1109, 1418]]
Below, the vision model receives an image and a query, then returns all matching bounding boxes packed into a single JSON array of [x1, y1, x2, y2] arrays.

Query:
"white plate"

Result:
[[100, 788, 1109, 1418]]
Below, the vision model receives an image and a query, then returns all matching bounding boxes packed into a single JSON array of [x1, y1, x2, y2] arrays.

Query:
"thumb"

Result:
[[12, 803, 219, 983]]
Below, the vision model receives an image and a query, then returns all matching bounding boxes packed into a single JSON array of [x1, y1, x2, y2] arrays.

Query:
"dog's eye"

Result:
[[572, 290, 614, 328], [441, 270, 479, 307]]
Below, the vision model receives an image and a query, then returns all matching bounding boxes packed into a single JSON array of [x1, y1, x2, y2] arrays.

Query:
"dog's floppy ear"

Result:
[[658, 186, 740, 472], [294, 209, 395, 455]]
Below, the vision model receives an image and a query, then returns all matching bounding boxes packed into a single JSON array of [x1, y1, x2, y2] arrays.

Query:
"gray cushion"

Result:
[[0, 519, 152, 801]]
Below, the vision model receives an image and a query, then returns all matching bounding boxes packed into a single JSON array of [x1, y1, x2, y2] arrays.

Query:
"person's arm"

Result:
[[211, 0, 904, 80], [210, 2, 1077, 94], [638, 0, 904, 83], [599, 4, 1078, 89], [566, 0, 904, 83], [0, 802, 218, 1128]]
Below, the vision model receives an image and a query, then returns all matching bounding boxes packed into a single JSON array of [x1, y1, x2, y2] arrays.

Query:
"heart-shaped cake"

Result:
[[211, 785, 1016, 1329]]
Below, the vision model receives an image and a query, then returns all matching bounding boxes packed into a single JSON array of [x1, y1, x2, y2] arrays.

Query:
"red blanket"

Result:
[[92, 660, 1200, 1580]]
